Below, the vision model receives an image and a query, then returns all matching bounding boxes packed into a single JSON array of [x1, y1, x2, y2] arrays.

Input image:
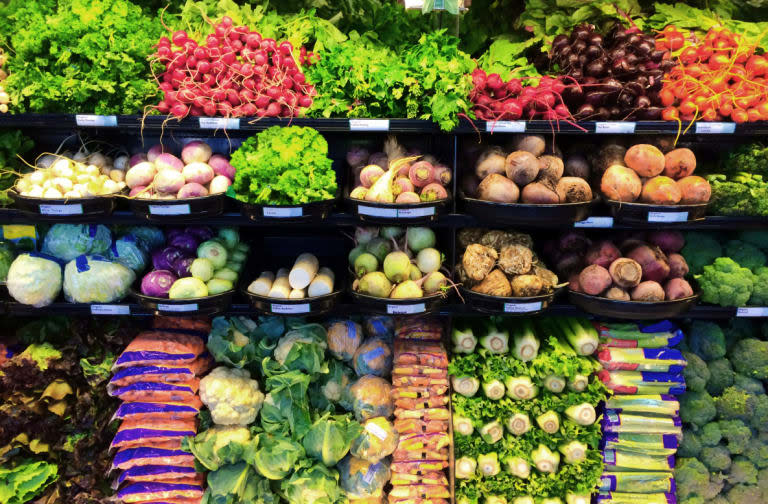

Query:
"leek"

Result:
[[565, 403, 597, 426], [452, 375, 480, 397], [512, 319, 539, 362], [455, 456, 477, 479], [506, 413, 531, 436], [565, 494, 590, 504], [480, 321, 509, 354], [504, 376, 538, 400], [543, 374, 566, 393], [536, 411, 560, 434], [480, 420, 504, 444], [453, 415, 474, 436], [483, 379, 506, 400], [531, 444, 560, 473], [452, 323, 477, 354], [568, 374, 589, 392], [504, 456, 530, 479], [512, 498, 534, 504], [478, 452, 501, 477], [485, 496, 507, 504], [559, 440, 588, 464]]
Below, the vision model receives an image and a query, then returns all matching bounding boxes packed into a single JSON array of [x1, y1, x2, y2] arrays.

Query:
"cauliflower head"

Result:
[[200, 366, 265, 425]]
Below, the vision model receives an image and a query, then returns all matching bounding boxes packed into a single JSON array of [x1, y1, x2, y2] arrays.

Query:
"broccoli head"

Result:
[[729, 338, 768, 380], [687, 321, 727, 361], [680, 498, 705, 504], [728, 457, 758, 485], [747, 393, 768, 432], [725, 318, 757, 352], [726, 483, 762, 503], [679, 429, 703, 458], [676, 457, 722, 500], [749, 267, 768, 306], [700, 422, 723, 446], [701, 445, 732, 471], [706, 358, 735, 396], [744, 440, 768, 469], [719, 419, 752, 455], [715, 387, 751, 421], [696, 257, 755, 307], [705, 497, 728, 504], [737, 230, 768, 250], [680, 390, 717, 427], [683, 350, 711, 392], [682, 232, 723, 275], [758, 468, 768, 496], [725, 240, 767, 272], [733, 374, 765, 395]]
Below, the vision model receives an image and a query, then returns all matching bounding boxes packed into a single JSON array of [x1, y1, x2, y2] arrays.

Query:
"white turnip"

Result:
[[181, 141, 212, 164], [182, 162, 214, 185], [147, 144, 167, 162], [177, 182, 209, 199], [155, 153, 184, 172], [154, 169, 185, 194], [208, 154, 236, 180], [129, 153, 148, 167], [126, 162, 157, 189], [209, 175, 231, 194]]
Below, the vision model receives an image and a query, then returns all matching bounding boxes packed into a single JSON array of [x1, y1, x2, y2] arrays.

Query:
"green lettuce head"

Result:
[[281, 462, 345, 504], [248, 433, 305, 480], [302, 413, 363, 467]]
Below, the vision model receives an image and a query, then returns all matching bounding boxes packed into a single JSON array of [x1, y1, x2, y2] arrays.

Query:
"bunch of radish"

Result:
[[151, 16, 317, 119], [469, 69, 572, 122]]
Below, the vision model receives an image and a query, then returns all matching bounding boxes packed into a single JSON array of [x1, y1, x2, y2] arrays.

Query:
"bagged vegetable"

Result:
[[327, 320, 364, 361], [603, 449, 675, 471], [598, 348, 687, 373], [390, 472, 448, 486], [338, 455, 391, 498], [116, 465, 199, 485], [603, 395, 679, 416], [602, 411, 682, 435], [117, 481, 203, 503], [108, 234, 148, 272], [388, 486, 451, 500], [109, 381, 200, 403], [598, 370, 685, 395], [112, 447, 196, 471], [596, 492, 676, 504], [115, 331, 205, 368], [396, 318, 443, 340], [596, 320, 684, 349], [365, 316, 395, 341], [353, 338, 393, 377], [351, 417, 398, 462], [42, 224, 112, 261], [110, 365, 196, 388], [124, 225, 165, 251], [63, 255, 135, 303], [7, 253, 62, 307], [350, 375, 394, 421], [390, 460, 449, 474], [600, 472, 675, 494], [110, 419, 197, 450], [602, 433, 678, 456], [393, 419, 448, 435], [112, 402, 200, 422], [393, 340, 448, 368]]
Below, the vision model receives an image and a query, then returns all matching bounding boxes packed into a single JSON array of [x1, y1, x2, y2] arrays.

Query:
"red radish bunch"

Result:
[[469, 69, 573, 123], [151, 16, 317, 119]]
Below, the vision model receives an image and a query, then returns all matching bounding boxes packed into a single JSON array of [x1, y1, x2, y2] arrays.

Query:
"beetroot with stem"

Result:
[[646, 231, 685, 254], [626, 244, 670, 283], [585, 240, 621, 269]]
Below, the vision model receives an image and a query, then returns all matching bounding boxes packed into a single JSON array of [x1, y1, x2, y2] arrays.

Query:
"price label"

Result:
[[39, 204, 83, 216], [486, 121, 526, 133], [387, 303, 426, 315], [574, 216, 614, 228], [603, 450, 616, 464], [695, 122, 736, 134], [271, 303, 310, 314], [263, 207, 303, 218], [149, 204, 191, 216], [648, 211, 689, 223], [91, 304, 130, 315], [199, 117, 240, 129], [75, 114, 118, 127], [397, 207, 436, 218], [358, 205, 398, 218], [595, 122, 636, 134], [737, 307, 768, 317], [350, 119, 390, 131], [158, 303, 199, 312], [504, 301, 543, 313], [365, 422, 390, 441]]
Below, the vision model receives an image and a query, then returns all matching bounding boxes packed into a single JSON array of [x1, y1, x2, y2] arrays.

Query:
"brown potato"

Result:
[[663, 148, 696, 179]]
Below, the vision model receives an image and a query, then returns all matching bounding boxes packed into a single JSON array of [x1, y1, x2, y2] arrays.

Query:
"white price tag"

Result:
[[387, 303, 426, 315], [695, 122, 736, 134], [504, 301, 543, 313], [648, 211, 689, 223], [263, 207, 303, 218], [158, 303, 199, 312], [199, 117, 240, 129], [397, 207, 436, 218], [365, 422, 390, 441], [358, 205, 398, 218], [350, 119, 390, 131], [271, 303, 310, 314], [604, 450, 616, 464], [737, 307, 768, 317], [574, 216, 614, 228], [39, 204, 83, 216], [486, 121, 526, 133], [75, 114, 118, 127], [91, 304, 130, 315], [149, 204, 191, 216], [595, 122, 636, 134]]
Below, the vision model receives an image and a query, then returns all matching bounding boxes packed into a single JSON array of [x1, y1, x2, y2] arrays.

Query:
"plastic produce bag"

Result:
[[596, 320, 684, 349], [602, 433, 678, 456], [338, 455, 390, 498], [597, 493, 676, 504], [600, 472, 675, 494], [351, 417, 398, 462], [353, 339, 393, 377], [350, 375, 393, 421], [365, 316, 395, 341], [108, 234, 148, 272], [7, 253, 62, 307], [63, 255, 135, 303], [598, 348, 687, 373], [598, 370, 685, 395], [602, 410, 682, 435], [42, 224, 112, 261], [124, 225, 165, 251], [603, 449, 674, 471], [603, 395, 679, 416], [327, 320, 363, 361]]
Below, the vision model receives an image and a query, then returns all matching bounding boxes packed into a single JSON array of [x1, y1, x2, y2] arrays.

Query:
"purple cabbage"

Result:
[[172, 256, 195, 278], [141, 270, 178, 297], [152, 246, 187, 271], [185, 226, 215, 242], [169, 233, 200, 253], [165, 228, 187, 242]]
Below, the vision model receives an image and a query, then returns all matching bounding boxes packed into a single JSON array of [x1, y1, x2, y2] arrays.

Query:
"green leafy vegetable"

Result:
[[0, 459, 58, 504]]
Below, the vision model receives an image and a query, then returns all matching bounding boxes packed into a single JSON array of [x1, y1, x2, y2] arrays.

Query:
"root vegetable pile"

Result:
[[247, 253, 335, 299], [151, 16, 316, 119], [470, 71, 572, 122]]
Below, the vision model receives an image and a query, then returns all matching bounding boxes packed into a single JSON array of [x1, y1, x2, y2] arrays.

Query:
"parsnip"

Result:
[[289, 253, 319, 289]]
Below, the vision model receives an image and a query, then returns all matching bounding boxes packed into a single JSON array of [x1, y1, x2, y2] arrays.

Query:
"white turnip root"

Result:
[[631, 281, 665, 301], [668, 253, 689, 278], [521, 182, 559, 204], [505, 151, 539, 186], [512, 135, 546, 156], [155, 153, 184, 173], [585, 240, 622, 269], [626, 245, 670, 283], [579, 264, 612, 295], [125, 162, 157, 189], [475, 147, 506, 179], [396, 191, 421, 203], [409, 161, 435, 187], [646, 231, 684, 254], [360, 165, 385, 188], [556, 177, 593, 203], [605, 287, 630, 301], [182, 162, 214, 185], [208, 154, 236, 180], [564, 154, 590, 179], [537, 155, 564, 181], [177, 182, 209, 199], [608, 258, 642, 288], [477, 173, 519, 203], [154, 169, 185, 194], [664, 278, 693, 300], [181, 141, 213, 164], [209, 175, 232, 194]]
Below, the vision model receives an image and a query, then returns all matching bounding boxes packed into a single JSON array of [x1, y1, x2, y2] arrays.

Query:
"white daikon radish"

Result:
[[289, 288, 306, 299], [268, 268, 291, 299], [308, 267, 335, 297], [248, 271, 275, 296], [289, 253, 319, 289]]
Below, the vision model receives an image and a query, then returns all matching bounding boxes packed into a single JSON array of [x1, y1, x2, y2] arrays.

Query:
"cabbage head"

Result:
[[108, 234, 148, 272], [124, 225, 165, 251], [42, 224, 112, 261], [247, 433, 305, 480], [273, 324, 328, 375], [183, 425, 254, 471], [7, 253, 62, 307], [281, 462, 345, 504], [302, 413, 362, 467], [63, 255, 135, 303]]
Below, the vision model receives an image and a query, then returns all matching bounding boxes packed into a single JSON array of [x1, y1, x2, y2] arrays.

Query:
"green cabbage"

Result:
[[107, 234, 147, 272], [280, 462, 346, 504], [302, 413, 362, 467], [63, 255, 135, 303], [7, 253, 62, 307], [183, 426, 254, 471], [42, 224, 111, 261], [248, 433, 305, 480]]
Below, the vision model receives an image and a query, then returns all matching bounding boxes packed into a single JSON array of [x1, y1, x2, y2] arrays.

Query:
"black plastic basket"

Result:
[[460, 194, 597, 226], [11, 191, 118, 220], [568, 290, 700, 320], [237, 197, 338, 223], [128, 193, 226, 221], [131, 288, 235, 316], [345, 193, 451, 224], [460, 286, 564, 315], [605, 200, 708, 225], [244, 289, 341, 316], [349, 289, 445, 315]]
